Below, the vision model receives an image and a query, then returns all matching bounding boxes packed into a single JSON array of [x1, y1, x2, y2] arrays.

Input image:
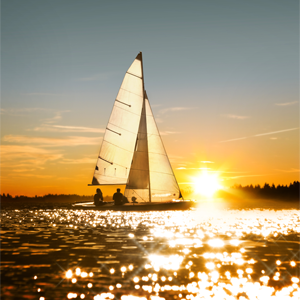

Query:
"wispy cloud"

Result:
[[43, 110, 70, 124], [220, 137, 247, 143], [160, 131, 181, 136], [0, 107, 49, 116], [2, 135, 101, 147], [222, 114, 250, 120], [33, 125, 105, 133], [274, 168, 300, 173], [275, 101, 298, 106], [220, 127, 298, 143], [222, 174, 269, 180], [0, 145, 63, 165], [254, 128, 298, 137], [201, 161, 214, 164], [159, 107, 195, 115], [60, 157, 96, 164], [176, 167, 211, 170]]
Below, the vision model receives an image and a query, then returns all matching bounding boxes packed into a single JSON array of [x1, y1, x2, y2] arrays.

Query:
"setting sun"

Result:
[[192, 171, 222, 197]]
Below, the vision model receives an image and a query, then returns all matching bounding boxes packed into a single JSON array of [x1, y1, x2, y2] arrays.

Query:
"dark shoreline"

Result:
[[1, 196, 299, 210]]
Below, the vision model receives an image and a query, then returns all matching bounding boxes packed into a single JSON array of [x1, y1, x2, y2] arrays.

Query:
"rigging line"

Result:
[[106, 127, 121, 136], [115, 99, 131, 107], [126, 72, 142, 79]]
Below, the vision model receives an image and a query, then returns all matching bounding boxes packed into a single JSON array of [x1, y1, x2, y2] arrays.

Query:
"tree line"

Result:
[[230, 181, 299, 200]]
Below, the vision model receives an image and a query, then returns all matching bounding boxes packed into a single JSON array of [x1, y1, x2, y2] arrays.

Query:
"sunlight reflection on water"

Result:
[[1, 207, 300, 299]]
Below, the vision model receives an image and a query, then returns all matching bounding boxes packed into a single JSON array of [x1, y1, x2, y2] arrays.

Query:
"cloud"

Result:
[[33, 125, 105, 133], [275, 168, 300, 173], [254, 128, 298, 137], [220, 127, 298, 143], [159, 107, 195, 115], [0, 145, 63, 166], [222, 114, 250, 120], [220, 137, 247, 143], [275, 101, 298, 106], [176, 167, 211, 170], [222, 174, 268, 180], [60, 157, 96, 164], [2, 135, 102, 147], [160, 131, 180, 136], [43, 110, 70, 124], [201, 161, 214, 164], [0, 107, 49, 116]]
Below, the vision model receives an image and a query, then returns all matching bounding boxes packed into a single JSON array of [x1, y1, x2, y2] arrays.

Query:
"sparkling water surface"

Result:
[[1, 206, 300, 300]]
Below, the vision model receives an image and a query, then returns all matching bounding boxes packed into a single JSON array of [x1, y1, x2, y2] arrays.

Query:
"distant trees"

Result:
[[231, 181, 299, 200]]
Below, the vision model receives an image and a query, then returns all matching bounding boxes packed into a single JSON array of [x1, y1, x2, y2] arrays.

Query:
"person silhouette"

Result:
[[113, 188, 124, 205], [94, 188, 104, 206]]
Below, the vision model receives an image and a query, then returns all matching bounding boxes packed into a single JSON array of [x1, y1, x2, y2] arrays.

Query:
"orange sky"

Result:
[[1, 1, 299, 197]]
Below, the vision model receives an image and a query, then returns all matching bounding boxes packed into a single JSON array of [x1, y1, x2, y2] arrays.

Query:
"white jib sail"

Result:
[[125, 92, 181, 202], [145, 92, 181, 202], [91, 53, 144, 185]]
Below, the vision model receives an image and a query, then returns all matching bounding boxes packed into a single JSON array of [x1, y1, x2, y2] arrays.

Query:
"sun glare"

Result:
[[193, 171, 222, 197]]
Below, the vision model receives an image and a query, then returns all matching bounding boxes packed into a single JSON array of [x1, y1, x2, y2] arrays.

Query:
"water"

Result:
[[1, 206, 300, 300]]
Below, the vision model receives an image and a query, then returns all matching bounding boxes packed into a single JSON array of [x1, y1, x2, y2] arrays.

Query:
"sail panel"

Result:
[[127, 58, 142, 78], [145, 95, 181, 201], [124, 97, 150, 200], [108, 107, 141, 134], [91, 55, 144, 185]]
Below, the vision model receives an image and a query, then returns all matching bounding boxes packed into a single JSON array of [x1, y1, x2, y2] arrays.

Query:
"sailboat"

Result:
[[74, 53, 193, 211]]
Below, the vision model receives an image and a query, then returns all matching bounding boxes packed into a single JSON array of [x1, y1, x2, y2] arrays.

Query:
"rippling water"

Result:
[[1, 206, 300, 300]]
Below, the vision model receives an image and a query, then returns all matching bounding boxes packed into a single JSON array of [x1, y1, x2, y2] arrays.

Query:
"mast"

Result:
[[140, 52, 152, 203]]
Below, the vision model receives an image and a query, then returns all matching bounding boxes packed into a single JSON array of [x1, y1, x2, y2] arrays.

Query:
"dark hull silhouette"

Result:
[[73, 200, 194, 211]]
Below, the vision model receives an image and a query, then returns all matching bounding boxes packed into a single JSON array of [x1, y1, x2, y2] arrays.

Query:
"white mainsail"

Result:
[[91, 53, 182, 202], [92, 53, 144, 185]]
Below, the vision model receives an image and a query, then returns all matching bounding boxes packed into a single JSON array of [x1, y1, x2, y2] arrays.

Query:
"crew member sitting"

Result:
[[94, 188, 104, 206], [131, 196, 138, 203], [113, 188, 124, 206]]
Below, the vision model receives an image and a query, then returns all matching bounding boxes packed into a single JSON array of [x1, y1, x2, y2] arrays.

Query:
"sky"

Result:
[[1, 0, 299, 197]]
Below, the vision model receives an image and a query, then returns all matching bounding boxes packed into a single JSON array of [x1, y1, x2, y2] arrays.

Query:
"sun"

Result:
[[192, 171, 222, 197]]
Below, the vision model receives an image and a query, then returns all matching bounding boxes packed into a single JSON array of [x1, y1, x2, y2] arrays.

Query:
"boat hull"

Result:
[[72, 200, 194, 211]]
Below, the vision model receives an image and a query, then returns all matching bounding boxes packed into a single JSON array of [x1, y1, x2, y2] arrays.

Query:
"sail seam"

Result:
[[120, 87, 143, 98], [107, 122, 139, 136], [111, 104, 142, 117], [94, 173, 127, 180], [102, 140, 134, 154], [126, 72, 142, 79]]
